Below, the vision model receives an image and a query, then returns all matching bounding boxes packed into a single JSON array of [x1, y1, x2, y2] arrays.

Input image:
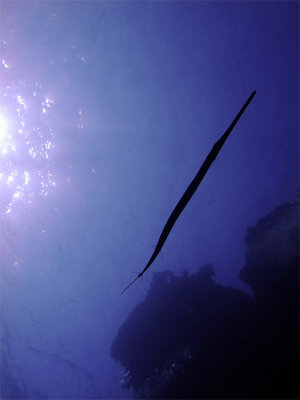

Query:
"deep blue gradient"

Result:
[[0, 1, 298, 398]]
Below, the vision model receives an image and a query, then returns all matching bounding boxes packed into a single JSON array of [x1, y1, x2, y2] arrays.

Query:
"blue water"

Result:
[[0, 1, 298, 398]]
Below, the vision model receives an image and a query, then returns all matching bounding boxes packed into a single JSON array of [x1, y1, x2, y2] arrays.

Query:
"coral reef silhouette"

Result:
[[111, 199, 299, 399]]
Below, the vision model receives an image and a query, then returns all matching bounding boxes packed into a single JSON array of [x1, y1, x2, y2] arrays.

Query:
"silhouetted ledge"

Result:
[[111, 199, 299, 399], [241, 199, 299, 302]]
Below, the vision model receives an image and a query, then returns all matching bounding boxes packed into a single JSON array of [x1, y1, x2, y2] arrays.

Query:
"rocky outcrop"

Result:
[[111, 199, 299, 399]]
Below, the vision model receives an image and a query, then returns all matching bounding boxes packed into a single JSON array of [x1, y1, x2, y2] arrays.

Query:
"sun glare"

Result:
[[0, 114, 8, 142], [0, 84, 57, 214]]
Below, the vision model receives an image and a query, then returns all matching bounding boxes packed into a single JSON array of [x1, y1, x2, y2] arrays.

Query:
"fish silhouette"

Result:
[[122, 90, 256, 294]]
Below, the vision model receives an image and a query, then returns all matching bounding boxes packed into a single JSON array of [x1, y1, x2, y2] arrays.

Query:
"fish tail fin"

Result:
[[121, 273, 143, 294]]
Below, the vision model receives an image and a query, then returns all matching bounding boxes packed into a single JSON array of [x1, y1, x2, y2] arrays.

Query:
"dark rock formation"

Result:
[[241, 199, 299, 303], [111, 199, 299, 399]]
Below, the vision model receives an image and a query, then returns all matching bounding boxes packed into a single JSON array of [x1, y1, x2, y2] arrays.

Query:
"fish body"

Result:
[[122, 90, 256, 294]]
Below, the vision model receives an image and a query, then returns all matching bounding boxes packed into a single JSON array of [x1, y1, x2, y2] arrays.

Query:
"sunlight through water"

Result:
[[0, 44, 57, 215]]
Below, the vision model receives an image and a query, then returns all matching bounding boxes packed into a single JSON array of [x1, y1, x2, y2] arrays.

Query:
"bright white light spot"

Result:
[[13, 257, 20, 267], [29, 147, 37, 158], [1, 59, 10, 69], [24, 171, 30, 185], [1, 137, 16, 154], [0, 114, 8, 140], [13, 191, 21, 199], [7, 175, 14, 185], [17, 95, 27, 109]]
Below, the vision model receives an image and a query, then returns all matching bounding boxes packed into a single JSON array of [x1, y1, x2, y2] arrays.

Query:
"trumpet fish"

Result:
[[122, 90, 256, 294]]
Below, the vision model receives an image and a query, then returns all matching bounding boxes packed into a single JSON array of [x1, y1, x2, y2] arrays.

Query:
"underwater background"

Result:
[[0, 1, 298, 399]]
